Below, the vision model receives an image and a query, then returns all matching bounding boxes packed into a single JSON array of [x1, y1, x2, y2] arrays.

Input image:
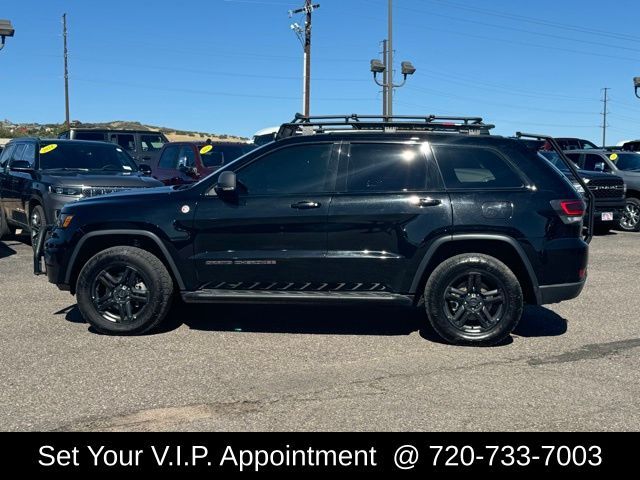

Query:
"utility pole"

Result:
[[62, 13, 70, 129], [381, 40, 388, 117], [387, 0, 394, 117], [289, 1, 319, 118], [601, 87, 610, 148]]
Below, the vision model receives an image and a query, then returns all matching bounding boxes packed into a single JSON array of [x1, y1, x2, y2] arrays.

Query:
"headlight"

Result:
[[49, 185, 83, 196], [56, 214, 74, 229]]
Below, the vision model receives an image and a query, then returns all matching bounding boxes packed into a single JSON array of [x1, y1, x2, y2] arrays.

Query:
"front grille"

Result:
[[81, 186, 145, 198], [588, 179, 625, 199]]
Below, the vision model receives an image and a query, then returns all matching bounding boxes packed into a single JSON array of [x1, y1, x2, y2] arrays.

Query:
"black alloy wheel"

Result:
[[30, 205, 45, 246], [91, 264, 150, 323], [443, 271, 506, 334]]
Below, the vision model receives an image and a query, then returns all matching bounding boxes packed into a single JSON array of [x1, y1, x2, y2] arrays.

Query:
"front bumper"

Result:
[[539, 280, 586, 305], [592, 199, 626, 225]]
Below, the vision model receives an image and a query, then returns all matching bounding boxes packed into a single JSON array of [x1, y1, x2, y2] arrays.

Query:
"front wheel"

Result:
[[619, 198, 640, 232], [29, 204, 46, 249], [76, 246, 174, 335], [424, 254, 523, 346]]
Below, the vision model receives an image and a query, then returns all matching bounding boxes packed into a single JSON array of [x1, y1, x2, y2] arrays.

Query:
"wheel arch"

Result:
[[410, 234, 540, 305], [65, 230, 186, 294]]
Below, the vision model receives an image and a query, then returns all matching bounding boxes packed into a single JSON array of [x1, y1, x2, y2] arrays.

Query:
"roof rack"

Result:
[[276, 113, 495, 140]]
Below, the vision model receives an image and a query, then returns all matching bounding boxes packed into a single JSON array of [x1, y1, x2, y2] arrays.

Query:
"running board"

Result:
[[181, 289, 413, 305]]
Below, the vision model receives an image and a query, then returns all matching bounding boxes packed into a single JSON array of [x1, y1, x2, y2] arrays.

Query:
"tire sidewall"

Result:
[[76, 247, 172, 335], [425, 254, 523, 346]]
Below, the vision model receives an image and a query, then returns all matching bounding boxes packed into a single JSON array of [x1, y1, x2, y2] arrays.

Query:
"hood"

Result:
[[40, 170, 163, 187]]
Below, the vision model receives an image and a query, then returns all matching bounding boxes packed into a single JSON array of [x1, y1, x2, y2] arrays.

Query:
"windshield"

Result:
[[38, 142, 139, 172], [610, 153, 640, 171], [199, 144, 254, 168]]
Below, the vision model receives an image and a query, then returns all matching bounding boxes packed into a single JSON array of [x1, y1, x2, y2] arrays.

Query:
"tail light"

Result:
[[551, 199, 585, 224]]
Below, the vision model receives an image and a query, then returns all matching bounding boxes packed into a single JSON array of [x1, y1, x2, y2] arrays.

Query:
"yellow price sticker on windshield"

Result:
[[200, 145, 213, 155], [610, 153, 618, 161], [39, 144, 58, 154]]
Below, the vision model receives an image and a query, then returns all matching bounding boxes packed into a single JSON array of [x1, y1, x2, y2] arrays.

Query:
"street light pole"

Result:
[[63, 14, 70, 129], [289, 1, 320, 118], [0, 19, 15, 52], [634, 77, 640, 99], [387, 0, 393, 117]]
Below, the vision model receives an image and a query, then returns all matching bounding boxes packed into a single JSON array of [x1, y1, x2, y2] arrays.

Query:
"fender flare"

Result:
[[64, 229, 186, 290], [409, 233, 540, 304]]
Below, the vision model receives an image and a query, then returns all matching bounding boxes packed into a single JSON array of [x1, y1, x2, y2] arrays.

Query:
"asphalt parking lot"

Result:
[[1, 233, 639, 432]]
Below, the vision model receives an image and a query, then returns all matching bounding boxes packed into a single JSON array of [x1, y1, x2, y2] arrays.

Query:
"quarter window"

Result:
[[236, 144, 332, 195], [434, 146, 524, 189], [345, 143, 428, 192]]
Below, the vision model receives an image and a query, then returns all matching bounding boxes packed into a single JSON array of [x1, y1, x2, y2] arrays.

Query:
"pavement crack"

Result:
[[527, 338, 640, 366]]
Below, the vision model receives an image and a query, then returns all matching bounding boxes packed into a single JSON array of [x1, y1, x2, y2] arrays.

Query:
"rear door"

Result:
[[325, 141, 452, 294], [109, 133, 137, 161], [0, 144, 17, 223], [138, 133, 167, 165], [5, 143, 34, 226]]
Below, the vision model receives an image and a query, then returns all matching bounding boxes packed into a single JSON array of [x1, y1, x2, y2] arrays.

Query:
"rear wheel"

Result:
[[76, 246, 174, 335], [619, 198, 640, 232], [424, 253, 523, 346]]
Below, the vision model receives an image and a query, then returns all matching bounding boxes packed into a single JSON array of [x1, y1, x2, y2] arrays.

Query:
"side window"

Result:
[[236, 144, 332, 195], [583, 154, 610, 172], [20, 144, 36, 166], [140, 135, 166, 152], [433, 146, 524, 189], [10, 144, 26, 164], [565, 153, 581, 165], [345, 143, 428, 192], [110, 134, 136, 152], [75, 132, 106, 141], [158, 146, 180, 169], [0, 144, 16, 168], [178, 146, 196, 167]]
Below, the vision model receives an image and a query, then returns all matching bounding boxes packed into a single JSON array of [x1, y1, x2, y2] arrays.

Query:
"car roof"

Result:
[[164, 141, 251, 146], [563, 149, 617, 154], [65, 128, 165, 134], [8, 138, 120, 147]]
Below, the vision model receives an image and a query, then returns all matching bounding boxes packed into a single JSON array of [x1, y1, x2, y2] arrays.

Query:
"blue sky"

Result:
[[1, 0, 640, 143]]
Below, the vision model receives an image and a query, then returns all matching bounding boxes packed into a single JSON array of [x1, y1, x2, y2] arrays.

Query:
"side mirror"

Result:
[[215, 171, 237, 194], [179, 164, 198, 177], [10, 160, 34, 173], [138, 164, 152, 175]]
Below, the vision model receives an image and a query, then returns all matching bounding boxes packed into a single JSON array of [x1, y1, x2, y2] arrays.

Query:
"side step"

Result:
[[181, 289, 413, 305]]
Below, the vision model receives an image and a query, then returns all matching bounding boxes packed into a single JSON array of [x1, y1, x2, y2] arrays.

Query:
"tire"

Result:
[[76, 246, 174, 335], [29, 204, 46, 249], [424, 253, 523, 346], [619, 198, 640, 232]]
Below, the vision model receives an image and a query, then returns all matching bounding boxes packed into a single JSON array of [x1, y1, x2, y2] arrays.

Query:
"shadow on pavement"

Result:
[[57, 302, 568, 344], [0, 241, 17, 259]]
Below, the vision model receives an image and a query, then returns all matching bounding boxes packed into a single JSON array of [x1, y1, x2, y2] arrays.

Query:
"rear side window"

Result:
[[345, 143, 428, 192], [433, 146, 524, 189], [140, 134, 166, 152]]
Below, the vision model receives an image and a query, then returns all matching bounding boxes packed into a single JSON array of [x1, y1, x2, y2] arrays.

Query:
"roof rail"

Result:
[[276, 113, 495, 140]]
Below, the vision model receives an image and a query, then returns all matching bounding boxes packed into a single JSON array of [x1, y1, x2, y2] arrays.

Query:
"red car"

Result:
[[152, 141, 254, 185]]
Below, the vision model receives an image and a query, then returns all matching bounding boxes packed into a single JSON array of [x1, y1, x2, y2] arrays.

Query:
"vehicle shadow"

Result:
[[56, 302, 568, 344], [0, 241, 17, 259]]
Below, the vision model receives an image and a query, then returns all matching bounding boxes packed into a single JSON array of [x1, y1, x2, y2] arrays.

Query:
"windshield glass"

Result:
[[538, 151, 576, 172], [199, 144, 254, 168], [610, 153, 640, 171], [38, 142, 139, 172]]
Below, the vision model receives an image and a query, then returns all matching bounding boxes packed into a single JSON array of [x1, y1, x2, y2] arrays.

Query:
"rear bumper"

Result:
[[538, 280, 586, 305]]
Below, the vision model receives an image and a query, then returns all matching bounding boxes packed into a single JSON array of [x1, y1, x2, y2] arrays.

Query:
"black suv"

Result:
[[0, 138, 163, 244], [36, 115, 591, 346]]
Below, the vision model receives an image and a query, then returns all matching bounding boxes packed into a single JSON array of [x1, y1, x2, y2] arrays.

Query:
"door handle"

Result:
[[418, 198, 442, 207], [291, 201, 321, 209]]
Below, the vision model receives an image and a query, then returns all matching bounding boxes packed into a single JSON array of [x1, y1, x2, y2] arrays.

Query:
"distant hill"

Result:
[[0, 119, 248, 142]]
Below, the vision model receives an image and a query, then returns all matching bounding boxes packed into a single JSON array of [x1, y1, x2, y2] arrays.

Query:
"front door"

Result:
[[325, 141, 452, 293], [192, 142, 338, 289]]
